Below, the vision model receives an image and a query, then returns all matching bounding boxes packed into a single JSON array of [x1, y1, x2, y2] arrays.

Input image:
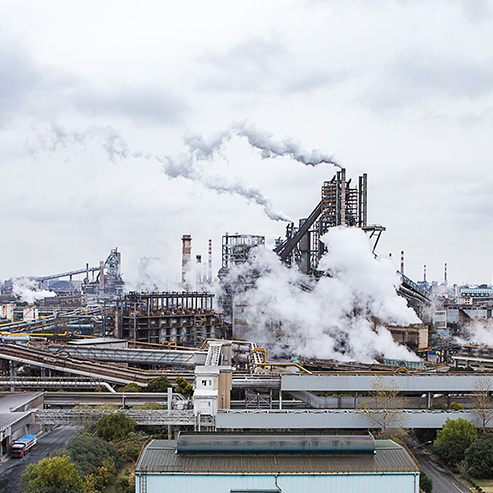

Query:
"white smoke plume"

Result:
[[236, 121, 341, 167], [224, 227, 421, 363], [12, 278, 57, 304], [456, 320, 493, 347], [28, 122, 340, 221]]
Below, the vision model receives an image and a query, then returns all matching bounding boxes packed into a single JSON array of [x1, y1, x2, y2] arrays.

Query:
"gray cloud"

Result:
[[74, 84, 189, 125], [365, 52, 493, 112], [0, 43, 69, 122], [198, 37, 344, 94], [0, 37, 187, 128]]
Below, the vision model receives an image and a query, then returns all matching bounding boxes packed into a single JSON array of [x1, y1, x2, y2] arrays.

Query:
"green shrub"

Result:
[[435, 434, 474, 466], [420, 471, 433, 493], [67, 434, 121, 478], [465, 437, 493, 479], [96, 412, 136, 441]]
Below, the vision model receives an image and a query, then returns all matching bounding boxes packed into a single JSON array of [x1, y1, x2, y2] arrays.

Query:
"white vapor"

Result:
[[27, 122, 340, 222], [225, 227, 421, 363], [12, 278, 56, 304], [456, 320, 493, 347]]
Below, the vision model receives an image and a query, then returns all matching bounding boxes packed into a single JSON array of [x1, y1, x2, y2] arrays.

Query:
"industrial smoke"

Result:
[[30, 122, 339, 222], [457, 320, 493, 347], [225, 227, 421, 363], [12, 278, 56, 304]]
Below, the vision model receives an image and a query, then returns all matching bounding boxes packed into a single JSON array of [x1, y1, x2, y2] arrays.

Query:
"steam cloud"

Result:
[[224, 227, 421, 363], [456, 320, 493, 347], [12, 278, 57, 304], [28, 122, 340, 222]]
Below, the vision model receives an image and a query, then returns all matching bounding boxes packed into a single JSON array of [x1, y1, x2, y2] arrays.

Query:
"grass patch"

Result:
[[475, 479, 493, 493]]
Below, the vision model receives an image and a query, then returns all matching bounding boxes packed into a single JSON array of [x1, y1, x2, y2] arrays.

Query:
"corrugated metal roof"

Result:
[[136, 439, 418, 474]]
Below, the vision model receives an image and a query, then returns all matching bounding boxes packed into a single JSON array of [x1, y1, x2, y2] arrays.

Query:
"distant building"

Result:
[[136, 433, 420, 493]]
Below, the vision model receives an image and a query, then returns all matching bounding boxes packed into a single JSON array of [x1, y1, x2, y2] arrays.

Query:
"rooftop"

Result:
[[136, 435, 418, 475]]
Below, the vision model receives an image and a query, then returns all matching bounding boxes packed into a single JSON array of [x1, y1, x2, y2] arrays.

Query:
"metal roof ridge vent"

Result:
[[175, 432, 376, 455]]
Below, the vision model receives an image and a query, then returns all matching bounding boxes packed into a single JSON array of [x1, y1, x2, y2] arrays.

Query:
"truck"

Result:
[[10, 434, 37, 458]]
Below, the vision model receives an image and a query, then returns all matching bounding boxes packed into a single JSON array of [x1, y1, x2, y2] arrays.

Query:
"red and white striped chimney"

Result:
[[424, 264, 427, 283], [444, 263, 448, 284], [400, 251, 404, 275]]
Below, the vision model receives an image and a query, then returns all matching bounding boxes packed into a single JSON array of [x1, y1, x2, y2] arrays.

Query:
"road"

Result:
[[0, 426, 80, 493], [405, 437, 471, 493]]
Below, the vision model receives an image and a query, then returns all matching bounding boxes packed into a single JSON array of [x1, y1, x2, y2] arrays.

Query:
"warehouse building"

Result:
[[135, 432, 420, 493]]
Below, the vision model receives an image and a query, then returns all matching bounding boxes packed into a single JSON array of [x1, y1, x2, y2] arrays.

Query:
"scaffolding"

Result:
[[221, 234, 265, 269]]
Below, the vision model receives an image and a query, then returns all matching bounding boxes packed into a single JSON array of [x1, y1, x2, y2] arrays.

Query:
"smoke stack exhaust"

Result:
[[444, 262, 448, 285], [182, 235, 192, 291], [400, 251, 404, 275], [424, 264, 427, 283]]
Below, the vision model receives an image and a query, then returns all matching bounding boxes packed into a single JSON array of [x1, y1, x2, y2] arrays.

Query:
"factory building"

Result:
[[117, 291, 229, 346], [136, 432, 420, 493]]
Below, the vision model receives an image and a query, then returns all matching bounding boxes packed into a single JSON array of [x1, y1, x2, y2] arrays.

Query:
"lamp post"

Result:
[[413, 440, 432, 451]]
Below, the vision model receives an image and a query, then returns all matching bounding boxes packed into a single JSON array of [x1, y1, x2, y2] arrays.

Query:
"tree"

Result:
[[434, 418, 478, 448], [465, 437, 493, 479], [358, 376, 408, 436], [433, 418, 478, 467], [472, 376, 493, 433], [21, 455, 83, 493], [111, 430, 150, 462], [96, 412, 136, 441], [119, 382, 142, 392], [435, 434, 473, 467], [148, 375, 172, 393], [66, 434, 121, 478], [174, 376, 193, 397], [420, 471, 433, 493]]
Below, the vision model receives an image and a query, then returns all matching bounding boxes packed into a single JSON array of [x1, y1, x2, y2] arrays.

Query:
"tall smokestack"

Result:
[[400, 251, 404, 275], [444, 263, 448, 285], [424, 264, 427, 283], [182, 235, 192, 291], [208, 239, 212, 284]]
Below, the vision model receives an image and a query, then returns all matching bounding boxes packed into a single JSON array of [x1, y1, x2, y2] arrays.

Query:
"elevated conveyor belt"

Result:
[[46, 344, 206, 367], [0, 343, 192, 386]]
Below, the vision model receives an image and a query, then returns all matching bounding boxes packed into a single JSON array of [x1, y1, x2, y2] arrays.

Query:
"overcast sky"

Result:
[[1, 0, 493, 287]]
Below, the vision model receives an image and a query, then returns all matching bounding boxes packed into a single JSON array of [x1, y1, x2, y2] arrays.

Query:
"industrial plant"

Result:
[[1, 167, 492, 493]]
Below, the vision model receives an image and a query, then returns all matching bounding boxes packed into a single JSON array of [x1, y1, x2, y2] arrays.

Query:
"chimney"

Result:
[[444, 263, 448, 285], [424, 264, 427, 283], [208, 239, 213, 284], [400, 251, 404, 275], [182, 235, 192, 291]]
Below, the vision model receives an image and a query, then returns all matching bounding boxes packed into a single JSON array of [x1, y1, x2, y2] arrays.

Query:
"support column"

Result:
[[167, 386, 173, 438], [426, 392, 432, 408]]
